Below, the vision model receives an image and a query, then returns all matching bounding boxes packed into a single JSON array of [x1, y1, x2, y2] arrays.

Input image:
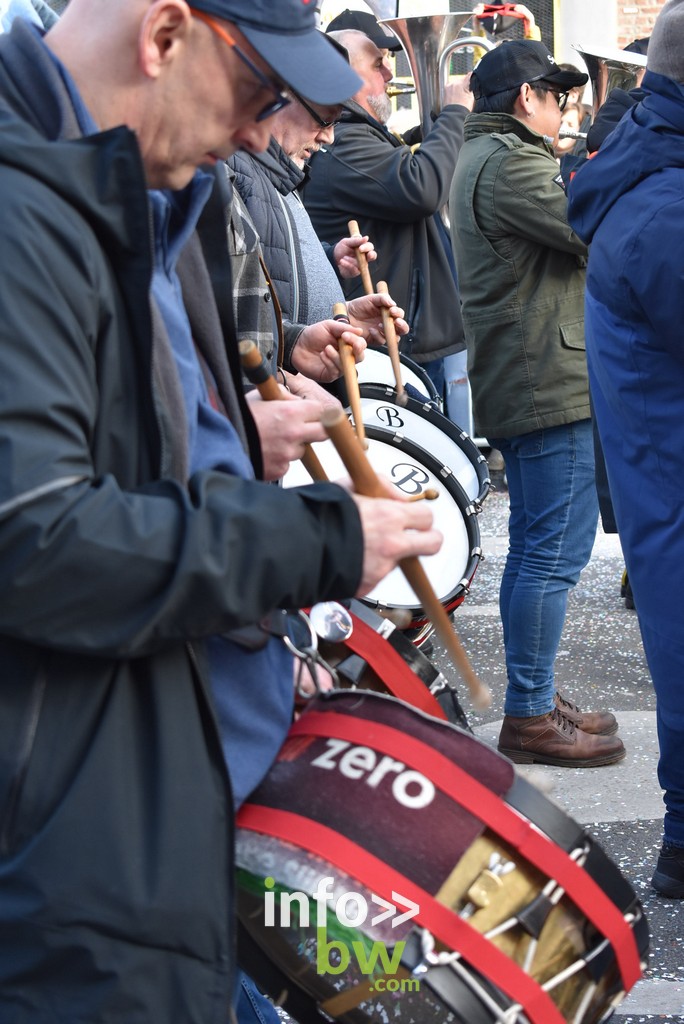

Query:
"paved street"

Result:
[[430, 473, 683, 1023]]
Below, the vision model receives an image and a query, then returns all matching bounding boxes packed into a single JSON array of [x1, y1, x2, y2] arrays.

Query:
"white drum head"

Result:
[[355, 393, 483, 504], [355, 347, 439, 403], [283, 427, 478, 616]]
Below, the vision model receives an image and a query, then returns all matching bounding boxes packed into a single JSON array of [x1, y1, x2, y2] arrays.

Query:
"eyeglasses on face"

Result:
[[536, 84, 570, 111], [190, 8, 291, 122], [290, 89, 342, 130]]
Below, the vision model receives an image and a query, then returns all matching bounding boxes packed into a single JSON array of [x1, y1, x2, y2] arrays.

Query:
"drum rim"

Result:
[[356, 382, 491, 505], [359, 424, 482, 618], [359, 345, 440, 402]]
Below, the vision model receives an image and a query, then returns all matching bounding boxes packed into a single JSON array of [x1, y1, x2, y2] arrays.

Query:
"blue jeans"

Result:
[[235, 973, 281, 1024], [488, 421, 598, 718], [420, 356, 445, 405]]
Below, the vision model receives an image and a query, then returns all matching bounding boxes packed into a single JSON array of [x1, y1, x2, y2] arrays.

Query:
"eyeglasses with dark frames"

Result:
[[290, 88, 342, 130], [190, 9, 291, 122], [536, 84, 570, 111]]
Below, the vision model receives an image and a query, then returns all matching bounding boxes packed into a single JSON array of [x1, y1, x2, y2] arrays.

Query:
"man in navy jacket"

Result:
[[568, 0, 684, 898]]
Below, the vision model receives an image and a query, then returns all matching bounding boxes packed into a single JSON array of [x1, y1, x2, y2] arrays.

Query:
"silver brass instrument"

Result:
[[359, 0, 398, 20], [573, 45, 647, 120], [380, 13, 495, 139]]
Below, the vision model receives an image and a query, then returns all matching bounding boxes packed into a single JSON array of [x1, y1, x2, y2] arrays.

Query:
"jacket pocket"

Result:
[[559, 320, 585, 351]]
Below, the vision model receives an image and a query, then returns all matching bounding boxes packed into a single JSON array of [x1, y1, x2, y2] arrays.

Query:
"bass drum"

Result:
[[356, 346, 440, 404], [351, 383, 490, 509], [283, 426, 482, 641], [236, 690, 649, 1024]]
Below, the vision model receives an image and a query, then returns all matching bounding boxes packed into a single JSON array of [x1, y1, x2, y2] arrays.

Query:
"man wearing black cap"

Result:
[[303, 16, 473, 399], [325, 7, 403, 52], [449, 40, 625, 769], [0, 1, 444, 1020]]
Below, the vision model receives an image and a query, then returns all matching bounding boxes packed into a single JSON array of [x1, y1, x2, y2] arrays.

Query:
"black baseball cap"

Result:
[[472, 39, 588, 99], [326, 8, 402, 52], [189, 0, 362, 104]]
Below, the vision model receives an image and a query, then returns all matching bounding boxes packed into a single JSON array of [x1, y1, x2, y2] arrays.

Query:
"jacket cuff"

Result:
[[282, 322, 305, 374]]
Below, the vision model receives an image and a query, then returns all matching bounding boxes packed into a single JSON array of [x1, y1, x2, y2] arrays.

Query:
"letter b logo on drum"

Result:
[[375, 404, 405, 429], [389, 462, 431, 496]]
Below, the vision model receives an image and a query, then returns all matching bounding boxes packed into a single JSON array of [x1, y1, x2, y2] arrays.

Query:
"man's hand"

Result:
[[334, 233, 377, 280], [444, 72, 474, 112], [290, 321, 366, 381], [285, 371, 343, 412], [352, 493, 443, 596], [246, 388, 329, 481], [346, 292, 409, 347]]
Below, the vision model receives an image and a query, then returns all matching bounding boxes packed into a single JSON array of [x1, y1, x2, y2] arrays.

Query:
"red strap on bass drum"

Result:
[[334, 610, 448, 721]]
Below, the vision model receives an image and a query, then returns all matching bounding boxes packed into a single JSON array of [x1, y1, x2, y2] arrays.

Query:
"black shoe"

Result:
[[652, 842, 684, 897], [622, 571, 636, 610]]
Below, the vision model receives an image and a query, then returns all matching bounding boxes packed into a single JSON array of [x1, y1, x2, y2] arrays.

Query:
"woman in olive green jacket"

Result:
[[448, 40, 624, 770]]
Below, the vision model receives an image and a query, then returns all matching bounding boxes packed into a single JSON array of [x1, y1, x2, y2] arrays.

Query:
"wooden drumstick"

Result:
[[347, 219, 375, 297], [238, 339, 329, 484], [347, 223, 406, 406], [376, 280, 407, 408], [321, 408, 491, 710], [332, 302, 368, 450], [407, 489, 439, 502]]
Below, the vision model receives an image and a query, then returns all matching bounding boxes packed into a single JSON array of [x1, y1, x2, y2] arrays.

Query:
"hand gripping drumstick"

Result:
[[348, 221, 407, 406], [332, 302, 367, 450], [348, 219, 375, 297], [321, 407, 491, 710], [238, 339, 329, 484]]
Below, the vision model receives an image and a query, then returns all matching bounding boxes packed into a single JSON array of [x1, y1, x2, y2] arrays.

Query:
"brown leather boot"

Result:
[[498, 707, 626, 767], [554, 690, 619, 736]]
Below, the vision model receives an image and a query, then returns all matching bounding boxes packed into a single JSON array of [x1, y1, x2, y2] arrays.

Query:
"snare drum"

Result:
[[236, 690, 649, 1024], [283, 426, 482, 633], [351, 383, 490, 508], [356, 346, 439, 404], [315, 599, 471, 732]]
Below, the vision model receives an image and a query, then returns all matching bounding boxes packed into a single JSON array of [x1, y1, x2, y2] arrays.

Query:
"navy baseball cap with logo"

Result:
[[189, 0, 362, 104], [472, 39, 588, 98], [326, 8, 402, 51]]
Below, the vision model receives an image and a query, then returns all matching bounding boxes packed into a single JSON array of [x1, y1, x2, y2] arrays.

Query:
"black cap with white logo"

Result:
[[472, 39, 588, 99]]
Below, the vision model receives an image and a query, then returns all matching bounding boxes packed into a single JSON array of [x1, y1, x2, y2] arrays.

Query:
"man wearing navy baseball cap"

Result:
[[190, 0, 362, 103], [0, 3, 443, 1024]]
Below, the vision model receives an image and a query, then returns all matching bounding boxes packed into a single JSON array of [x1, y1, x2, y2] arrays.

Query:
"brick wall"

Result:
[[616, 1, 665, 47]]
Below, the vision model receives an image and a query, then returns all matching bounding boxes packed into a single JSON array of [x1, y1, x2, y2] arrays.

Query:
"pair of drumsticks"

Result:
[[238, 226, 491, 710], [348, 219, 407, 409]]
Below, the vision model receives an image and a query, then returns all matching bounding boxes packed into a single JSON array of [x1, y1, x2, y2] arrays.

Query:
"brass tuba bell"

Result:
[[573, 45, 647, 120], [379, 13, 495, 139]]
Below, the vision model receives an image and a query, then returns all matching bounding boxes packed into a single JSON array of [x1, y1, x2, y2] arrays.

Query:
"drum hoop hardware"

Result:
[[276, 609, 341, 697]]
